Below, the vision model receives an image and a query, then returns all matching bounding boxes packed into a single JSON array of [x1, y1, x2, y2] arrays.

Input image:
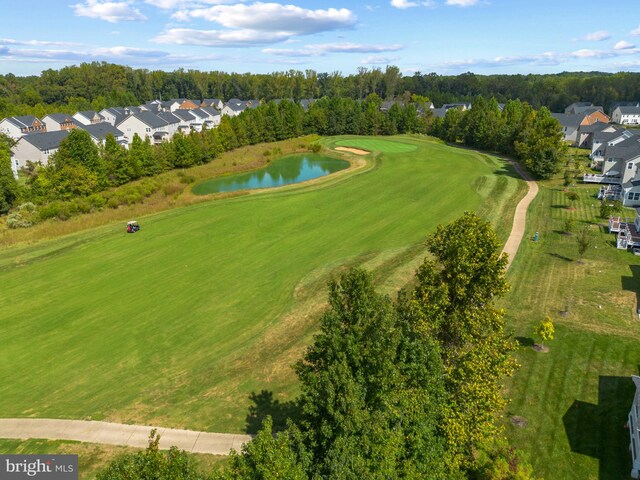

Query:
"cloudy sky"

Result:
[[1, 0, 639, 76]]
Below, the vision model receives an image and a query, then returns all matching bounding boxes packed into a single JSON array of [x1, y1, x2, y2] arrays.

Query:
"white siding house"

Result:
[[0, 116, 47, 140], [612, 106, 640, 126], [11, 130, 70, 176], [117, 112, 171, 144]]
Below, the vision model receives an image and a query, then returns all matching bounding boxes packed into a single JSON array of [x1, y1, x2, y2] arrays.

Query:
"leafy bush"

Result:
[[6, 204, 36, 228]]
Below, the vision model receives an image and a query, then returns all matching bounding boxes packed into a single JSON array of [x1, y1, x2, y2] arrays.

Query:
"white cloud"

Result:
[[172, 3, 356, 35], [631, 26, 640, 37], [583, 31, 610, 42], [144, 0, 238, 9], [445, 0, 479, 6], [72, 0, 147, 23], [614, 40, 635, 50], [0, 38, 79, 46], [156, 3, 356, 46], [361, 55, 400, 65], [391, 0, 418, 9], [263, 42, 403, 57], [153, 28, 290, 46], [0, 44, 224, 66]]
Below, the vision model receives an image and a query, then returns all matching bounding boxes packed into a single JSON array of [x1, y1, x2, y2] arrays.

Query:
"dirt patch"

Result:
[[532, 344, 550, 353], [510, 415, 528, 428], [335, 146, 370, 155]]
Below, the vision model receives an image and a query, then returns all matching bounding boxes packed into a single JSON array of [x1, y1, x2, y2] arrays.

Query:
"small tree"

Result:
[[563, 169, 572, 187], [534, 316, 555, 346], [563, 218, 575, 234], [565, 190, 579, 208], [576, 226, 594, 260]]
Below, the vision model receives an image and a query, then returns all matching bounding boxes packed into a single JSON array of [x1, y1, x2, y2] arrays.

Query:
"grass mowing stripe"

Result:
[[0, 135, 525, 434]]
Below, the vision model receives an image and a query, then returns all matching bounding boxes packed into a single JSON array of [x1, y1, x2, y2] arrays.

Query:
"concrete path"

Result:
[[0, 418, 252, 455], [501, 159, 538, 269]]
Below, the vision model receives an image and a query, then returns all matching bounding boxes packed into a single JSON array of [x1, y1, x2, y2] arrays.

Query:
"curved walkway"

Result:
[[0, 162, 537, 455], [0, 418, 252, 455], [501, 158, 538, 269]]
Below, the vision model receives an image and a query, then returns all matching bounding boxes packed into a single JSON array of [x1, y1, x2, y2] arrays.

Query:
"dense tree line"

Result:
[[1, 62, 639, 118], [429, 96, 567, 179], [97, 213, 534, 479]]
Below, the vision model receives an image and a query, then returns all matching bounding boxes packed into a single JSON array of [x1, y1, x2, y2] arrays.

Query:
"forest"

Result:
[[1, 62, 639, 119]]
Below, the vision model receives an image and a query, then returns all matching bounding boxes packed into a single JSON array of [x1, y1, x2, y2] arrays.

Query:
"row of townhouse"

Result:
[[582, 121, 640, 206], [9, 123, 126, 177], [552, 103, 611, 145]]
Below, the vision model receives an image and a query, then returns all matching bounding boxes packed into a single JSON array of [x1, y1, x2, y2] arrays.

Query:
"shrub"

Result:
[[179, 175, 195, 184], [563, 218, 575, 233], [162, 183, 183, 196], [311, 143, 322, 153]]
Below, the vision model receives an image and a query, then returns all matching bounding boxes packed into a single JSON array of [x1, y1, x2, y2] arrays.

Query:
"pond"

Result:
[[192, 153, 350, 195]]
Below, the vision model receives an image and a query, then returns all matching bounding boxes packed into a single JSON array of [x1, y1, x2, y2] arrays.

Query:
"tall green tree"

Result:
[[0, 138, 19, 213], [52, 128, 106, 187], [295, 269, 447, 479], [103, 133, 136, 185], [514, 107, 567, 179], [405, 212, 517, 470]]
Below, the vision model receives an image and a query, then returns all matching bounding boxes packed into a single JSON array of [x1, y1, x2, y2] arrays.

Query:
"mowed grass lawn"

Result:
[[0, 135, 525, 434], [501, 180, 640, 480]]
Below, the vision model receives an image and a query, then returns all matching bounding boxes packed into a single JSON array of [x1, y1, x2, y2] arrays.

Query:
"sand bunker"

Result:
[[335, 146, 369, 155]]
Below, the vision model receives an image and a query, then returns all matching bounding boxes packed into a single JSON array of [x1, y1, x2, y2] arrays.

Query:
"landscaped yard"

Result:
[[502, 179, 640, 480], [0, 135, 525, 437]]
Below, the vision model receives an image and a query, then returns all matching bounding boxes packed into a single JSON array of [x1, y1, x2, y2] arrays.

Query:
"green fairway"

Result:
[[501, 182, 640, 479], [0, 135, 524, 434], [335, 137, 417, 153]]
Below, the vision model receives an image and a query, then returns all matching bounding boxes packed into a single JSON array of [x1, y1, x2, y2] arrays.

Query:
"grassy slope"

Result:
[[0, 439, 227, 480], [0, 135, 524, 435], [501, 181, 640, 480]]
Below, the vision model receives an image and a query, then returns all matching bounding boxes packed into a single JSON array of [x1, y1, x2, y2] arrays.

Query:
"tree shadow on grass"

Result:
[[245, 390, 300, 434], [515, 336, 534, 347], [563, 374, 637, 480], [621, 264, 640, 316], [551, 204, 569, 209], [548, 252, 573, 262]]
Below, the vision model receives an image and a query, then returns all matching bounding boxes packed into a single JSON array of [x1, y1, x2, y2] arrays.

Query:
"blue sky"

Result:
[[1, 0, 639, 76]]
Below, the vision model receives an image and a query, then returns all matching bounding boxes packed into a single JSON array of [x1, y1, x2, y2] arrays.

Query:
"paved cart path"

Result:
[[0, 418, 252, 455], [502, 159, 538, 269]]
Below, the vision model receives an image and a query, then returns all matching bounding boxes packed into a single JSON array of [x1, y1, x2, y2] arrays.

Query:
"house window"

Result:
[[145, 127, 151, 132], [607, 157, 614, 162], [629, 163, 635, 170], [14, 159, 19, 166], [628, 192, 640, 201], [43, 149, 49, 155]]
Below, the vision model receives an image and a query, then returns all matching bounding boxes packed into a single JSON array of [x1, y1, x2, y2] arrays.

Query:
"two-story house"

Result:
[[73, 110, 105, 125], [171, 109, 197, 133], [99, 107, 127, 126], [612, 106, 640, 125], [202, 98, 224, 110], [11, 130, 70, 176], [0, 115, 46, 140], [117, 112, 171, 144], [42, 114, 80, 132], [80, 123, 126, 146]]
